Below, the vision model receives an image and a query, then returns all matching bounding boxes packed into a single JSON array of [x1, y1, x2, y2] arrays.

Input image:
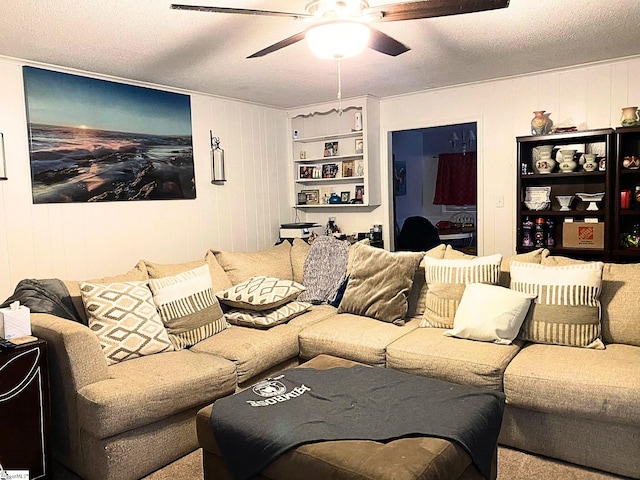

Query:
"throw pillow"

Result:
[[510, 261, 605, 349], [298, 235, 349, 305], [66, 260, 149, 324], [144, 253, 233, 291], [148, 265, 228, 350], [443, 283, 535, 344], [421, 253, 502, 329], [406, 244, 447, 318], [224, 301, 312, 329], [211, 242, 293, 285], [216, 276, 305, 311], [80, 281, 174, 365], [337, 242, 423, 325]]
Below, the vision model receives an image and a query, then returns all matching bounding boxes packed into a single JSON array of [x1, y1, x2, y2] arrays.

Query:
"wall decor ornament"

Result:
[[210, 132, 226, 183], [0, 133, 7, 180], [23, 66, 195, 203], [621, 106, 639, 127]]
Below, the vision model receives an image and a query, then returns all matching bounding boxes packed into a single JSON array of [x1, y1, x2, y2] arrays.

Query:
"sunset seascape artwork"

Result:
[[23, 66, 195, 203]]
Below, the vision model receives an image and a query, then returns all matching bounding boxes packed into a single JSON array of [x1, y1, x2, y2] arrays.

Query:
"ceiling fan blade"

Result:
[[247, 31, 307, 58], [170, 4, 312, 20], [367, 0, 509, 22], [368, 28, 410, 56]]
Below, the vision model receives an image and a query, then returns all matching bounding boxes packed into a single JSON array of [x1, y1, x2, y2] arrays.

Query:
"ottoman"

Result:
[[196, 355, 498, 480]]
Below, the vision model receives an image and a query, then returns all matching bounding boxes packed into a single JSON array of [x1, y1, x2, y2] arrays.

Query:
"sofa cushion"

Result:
[[338, 243, 423, 325], [499, 248, 549, 287], [443, 283, 535, 345], [290, 238, 311, 284], [298, 314, 420, 366], [224, 301, 312, 329], [542, 256, 640, 346], [421, 254, 502, 329], [190, 323, 300, 384], [510, 261, 605, 349], [287, 304, 338, 330], [387, 327, 523, 391], [148, 265, 228, 349], [503, 342, 640, 427], [211, 242, 293, 285], [76, 349, 237, 438], [65, 261, 149, 324], [144, 252, 233, 291], [80, 281, 174, 365], [216, 276, 305, 311]]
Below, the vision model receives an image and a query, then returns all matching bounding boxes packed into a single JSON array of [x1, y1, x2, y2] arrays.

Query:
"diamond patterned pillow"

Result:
[[216, 276, 305, 311], [148, 265, 228, 349], [421, 253, 502, 329], [224, 301, 312, 329], [80, 281, 174, 365]]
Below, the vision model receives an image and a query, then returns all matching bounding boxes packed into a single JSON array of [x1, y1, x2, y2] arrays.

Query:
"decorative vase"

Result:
[[558, 149, 577, 172], [621, 106, 639, 127], [583, 153, 598, 172], [535, 151, 555, 174], [531, 111, 550, 135]]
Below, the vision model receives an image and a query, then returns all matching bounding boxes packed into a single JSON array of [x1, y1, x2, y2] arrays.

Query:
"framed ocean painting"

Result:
[[23, 66, 195, 203]]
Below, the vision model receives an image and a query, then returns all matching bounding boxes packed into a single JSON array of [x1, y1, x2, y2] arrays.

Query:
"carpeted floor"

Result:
[[53, 446, 631, 479]]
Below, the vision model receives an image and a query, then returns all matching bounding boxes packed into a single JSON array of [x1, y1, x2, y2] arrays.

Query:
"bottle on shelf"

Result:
[[545, 217, 556, 247], [534, 217, 546, 247], [522, 216, 534, 247]]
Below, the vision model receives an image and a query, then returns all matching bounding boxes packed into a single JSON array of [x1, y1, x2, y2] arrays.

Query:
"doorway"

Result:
[[392, 122, 478, 254]]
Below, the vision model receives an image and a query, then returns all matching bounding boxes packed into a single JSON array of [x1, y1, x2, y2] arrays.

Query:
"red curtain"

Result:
[[433, 152, 476, 206]]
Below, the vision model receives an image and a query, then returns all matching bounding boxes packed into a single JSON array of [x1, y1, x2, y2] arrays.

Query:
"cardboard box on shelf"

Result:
[[562, 222, 604, 249]]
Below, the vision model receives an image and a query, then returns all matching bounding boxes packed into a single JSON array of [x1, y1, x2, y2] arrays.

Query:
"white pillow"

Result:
[[443, 283, 535, 344]]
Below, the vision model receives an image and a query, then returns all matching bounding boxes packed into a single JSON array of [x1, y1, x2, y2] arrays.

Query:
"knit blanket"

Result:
[[297, 235, 349, 305]]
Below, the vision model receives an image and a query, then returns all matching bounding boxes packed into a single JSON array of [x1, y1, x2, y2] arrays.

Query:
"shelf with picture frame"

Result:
[[288, 96, 379, 209]]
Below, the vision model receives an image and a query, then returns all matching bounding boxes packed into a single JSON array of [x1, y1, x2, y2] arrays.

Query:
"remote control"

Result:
[[0, 338, 17, 350]]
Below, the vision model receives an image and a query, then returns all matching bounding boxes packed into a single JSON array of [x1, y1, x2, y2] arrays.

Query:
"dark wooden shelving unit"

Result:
[[516, 128, 614, 261], [612, 126, 640, 262]]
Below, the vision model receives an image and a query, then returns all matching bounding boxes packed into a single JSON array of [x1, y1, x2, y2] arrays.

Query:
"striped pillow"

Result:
[[510, 261, 604, 349], [421, 254, 502, 329], [149, 265, 227, 349]]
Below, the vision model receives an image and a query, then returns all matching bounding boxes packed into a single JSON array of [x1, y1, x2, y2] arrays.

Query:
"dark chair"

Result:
[[396, 216, 441, 252]]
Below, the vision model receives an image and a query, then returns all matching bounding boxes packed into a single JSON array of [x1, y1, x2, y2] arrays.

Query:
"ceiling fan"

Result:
[[170, 0, 510, 59]]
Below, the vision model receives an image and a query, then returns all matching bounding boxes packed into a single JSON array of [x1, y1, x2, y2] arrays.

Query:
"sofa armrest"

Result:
[[31, 313, 109, 469]]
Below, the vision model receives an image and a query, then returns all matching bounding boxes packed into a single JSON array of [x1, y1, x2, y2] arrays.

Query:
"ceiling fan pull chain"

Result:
[[337, 58, 343, 116]]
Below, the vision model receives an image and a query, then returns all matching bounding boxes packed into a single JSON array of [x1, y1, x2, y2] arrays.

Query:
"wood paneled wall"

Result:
[[0, 58, 290, 300], [379, 56, 640, 256]]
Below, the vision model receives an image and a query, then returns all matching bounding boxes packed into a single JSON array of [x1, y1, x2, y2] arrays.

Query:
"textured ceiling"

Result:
[[1, 1, 640, 108]]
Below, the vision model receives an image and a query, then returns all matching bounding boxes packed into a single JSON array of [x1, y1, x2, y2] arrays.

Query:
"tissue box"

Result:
[[0, 303, 31, 339]]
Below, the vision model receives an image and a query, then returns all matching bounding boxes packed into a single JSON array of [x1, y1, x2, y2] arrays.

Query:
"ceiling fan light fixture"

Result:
[[305, 21, 371, 59]]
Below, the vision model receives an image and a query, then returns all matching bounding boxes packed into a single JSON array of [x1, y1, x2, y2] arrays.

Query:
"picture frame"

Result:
[[300, 189, 319, 205], [355, 184, 365, 203], [342, 160, 354, 178], [0, 133, 7, 180], [22, 66, 195, 203], [324, 141, 339, 157], [299, 165, 314, 179], [322, 163, 339, 178], [341, 191, 350, 203], [355, 138, 364, 154], [297, 192, 307, 205]]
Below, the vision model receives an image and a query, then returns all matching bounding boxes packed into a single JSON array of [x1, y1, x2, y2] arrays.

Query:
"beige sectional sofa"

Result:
[[28, 239, 640, 480]]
